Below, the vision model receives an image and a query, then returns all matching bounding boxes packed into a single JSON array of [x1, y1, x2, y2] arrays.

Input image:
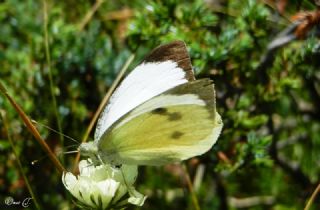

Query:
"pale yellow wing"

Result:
[[97, 79, 223, 165], [94, 41, 194, 141]]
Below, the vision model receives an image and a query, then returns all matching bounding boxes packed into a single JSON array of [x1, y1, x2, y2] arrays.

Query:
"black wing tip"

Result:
[[143, 40, 195, 81]]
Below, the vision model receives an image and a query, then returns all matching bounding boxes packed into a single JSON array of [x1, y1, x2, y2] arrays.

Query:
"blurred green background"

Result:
[[1, 0, 320, 209]]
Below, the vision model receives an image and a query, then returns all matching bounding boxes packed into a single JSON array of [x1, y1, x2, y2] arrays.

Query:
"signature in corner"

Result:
[[5, 196, 32, 208]]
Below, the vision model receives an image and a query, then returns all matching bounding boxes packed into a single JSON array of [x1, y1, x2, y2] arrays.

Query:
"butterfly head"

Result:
[[78, 142, 98, 158], [79, 141, 120, 165]]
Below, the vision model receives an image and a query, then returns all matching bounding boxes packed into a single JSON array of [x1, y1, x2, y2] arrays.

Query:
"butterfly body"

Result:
[[79, 41, 223, 166]]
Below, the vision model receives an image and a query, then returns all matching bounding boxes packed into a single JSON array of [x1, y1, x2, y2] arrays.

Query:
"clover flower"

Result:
[[62, 159, 146, 209]]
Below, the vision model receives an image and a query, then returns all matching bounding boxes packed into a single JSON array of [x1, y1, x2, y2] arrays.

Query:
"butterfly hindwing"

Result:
[[97, 79, 223, 165]]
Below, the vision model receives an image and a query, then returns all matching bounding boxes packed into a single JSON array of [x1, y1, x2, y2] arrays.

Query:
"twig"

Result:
[[72, 54, 135, 173], [193, 164, 205, 193], [291, 10, 320, 39], [229, 195, 275, 208], [78, 0, 105, 31], [0, 81, 65, 173], [213, 172, 229, 210], [217, 151, 232, 164], [304, 182, 320, 210], [256, 20, 300, 84], [103, 8, 134, 21], [305, 77, 320, 117], [268, 118, 311, 187], [1, 111, 41, 210], [256, 9, 320, 84], [207, 1, 289, 26], [276, 133, 307, 149]]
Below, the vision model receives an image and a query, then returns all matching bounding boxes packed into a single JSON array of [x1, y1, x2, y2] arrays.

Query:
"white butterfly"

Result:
[[79, 41, 223, 165]]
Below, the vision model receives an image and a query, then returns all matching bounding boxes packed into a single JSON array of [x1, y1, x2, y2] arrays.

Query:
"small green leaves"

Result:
[[246, 132, 272, 166]]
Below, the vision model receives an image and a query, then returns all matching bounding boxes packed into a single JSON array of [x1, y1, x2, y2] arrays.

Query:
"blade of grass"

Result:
[[42, 0, 64, 163], [182, 163, 201, 210], [0, 81, 65, 173], [78, 0, 105, 31], [1, 111, 41, 210], [304, 182, 320, 210], [72, 54, 135, 173]]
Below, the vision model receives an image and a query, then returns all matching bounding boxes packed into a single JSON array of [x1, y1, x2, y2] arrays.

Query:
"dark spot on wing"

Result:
[[113, 164, 122, 169], [168, 112, 182, 121], [152, 109, 182, 121], [79, 191, 83, 199], [171, 131, 184, 139], [151, 108, 168, 115]]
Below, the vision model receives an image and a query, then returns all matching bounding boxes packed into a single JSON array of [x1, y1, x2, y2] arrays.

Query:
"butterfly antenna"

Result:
[[31, 119, 79, 144], [62, 150, 79, 155], [32, 149, 79, 165], [57, 150, 79, 158], [64, 144, 79, 150]]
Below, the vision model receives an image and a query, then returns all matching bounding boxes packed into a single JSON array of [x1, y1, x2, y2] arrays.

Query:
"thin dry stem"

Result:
[[182, 163, 201, 210], [304, 182, 320, 210], [0, 81, 65, 173], [78, 0, 105, 31], [103, 8, 134, 21]]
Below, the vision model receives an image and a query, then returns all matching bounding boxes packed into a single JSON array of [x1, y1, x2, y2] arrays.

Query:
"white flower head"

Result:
[[62, 159, 146, 209]]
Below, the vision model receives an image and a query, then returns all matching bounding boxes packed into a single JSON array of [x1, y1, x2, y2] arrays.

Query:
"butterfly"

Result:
[[79, 40, 223, 166]]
